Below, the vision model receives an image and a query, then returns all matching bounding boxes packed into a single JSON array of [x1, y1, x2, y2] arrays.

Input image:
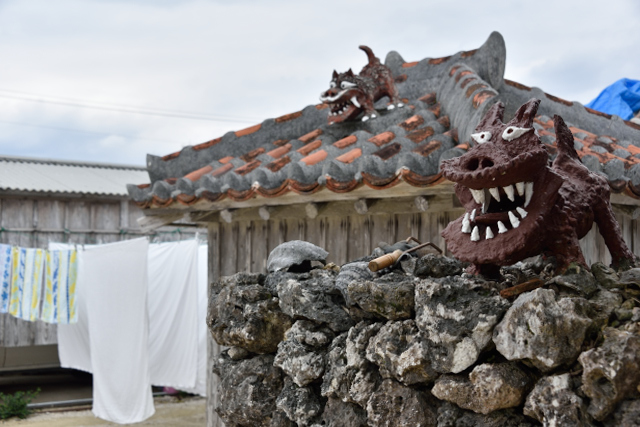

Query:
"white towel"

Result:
[[0, 244, 13, 313], [9, 247, 44, 321], [178, 244, 209, 396], [84, 238, 154, 424], [52, 243, 92, 373], [147, 240, 199, 389]]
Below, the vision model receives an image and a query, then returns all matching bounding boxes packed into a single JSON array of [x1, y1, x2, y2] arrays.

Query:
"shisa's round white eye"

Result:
[[340, 81, 357, 89], [330, 81, 336, 88], [471, 131, 492, 144], [502, 126, 532, 141]]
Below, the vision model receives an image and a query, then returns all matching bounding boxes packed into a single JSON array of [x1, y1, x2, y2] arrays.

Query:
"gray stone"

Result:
[[605, 399, 640, 427], [208, 280, 292, 354], [213, 353, 283, 427], [335, 261, 376, 306], [414, 254, 464, 278], [436, 402, 536, 427], [267, 240, 328, 273], [277, 269, 354, 332], [493, 288, 592, 372], [366, 379, 437, 427], [227, 346, 251, 360], [321, 323, 383, 407], [591, 262, 621, 289], [365, 320, 437, 385], [431, 363, 532, 415], [523, 374, 591, 427], [346, 273, 417, 320], [415, 276, 510, 373], [589, 289, 624, 328], [270, 410, 296, 427], [579, 327, 640, 421], [274, 320, 334, 387], [547, 266, 599, 297], [276, 377, 323, 426], [618, 268, 640, 295], [319, 398, 368, 427]]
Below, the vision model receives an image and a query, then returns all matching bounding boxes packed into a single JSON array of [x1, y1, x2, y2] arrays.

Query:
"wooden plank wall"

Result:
[[0, 196, 198, 347], [205, 205, 640, 427]]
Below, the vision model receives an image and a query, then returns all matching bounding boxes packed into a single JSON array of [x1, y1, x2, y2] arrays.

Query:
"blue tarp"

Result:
[[586, 78, 640, 120]]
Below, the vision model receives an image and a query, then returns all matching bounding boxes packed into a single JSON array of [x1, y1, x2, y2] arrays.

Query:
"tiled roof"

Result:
[[128, 32, 640, 211], [0, 155, 148, 197]]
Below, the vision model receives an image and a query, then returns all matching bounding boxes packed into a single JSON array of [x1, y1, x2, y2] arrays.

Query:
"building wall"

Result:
[[0, 195, 198, 350], [204, 203, 640, 427]]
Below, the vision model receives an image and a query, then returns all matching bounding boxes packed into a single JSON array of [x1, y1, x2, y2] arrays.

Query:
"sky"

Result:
[[0, 0, 638, 166]]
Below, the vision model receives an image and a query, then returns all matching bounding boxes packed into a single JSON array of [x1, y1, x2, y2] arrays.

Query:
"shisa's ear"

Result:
[[346, 68, 354, 76], [475, 101, 505, 131], [332, 70, 338, 79], [507, 98, 540, 128], [553, 114, 580, 160]]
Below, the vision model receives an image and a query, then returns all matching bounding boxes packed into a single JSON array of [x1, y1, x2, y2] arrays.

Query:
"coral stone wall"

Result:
[[207, 245, 640, 427]]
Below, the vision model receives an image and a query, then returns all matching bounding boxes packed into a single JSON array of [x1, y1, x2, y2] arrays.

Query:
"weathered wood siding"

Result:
[[0, 196, 197, 348], [204, 203, 640, 427]]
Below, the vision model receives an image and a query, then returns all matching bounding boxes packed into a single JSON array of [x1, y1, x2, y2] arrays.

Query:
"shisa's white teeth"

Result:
[[498, 221, 508, 234], [462, 212, 471, 233], [485, 227, 494, 240], [489, 187, 500, 202], [470, 188, 485, 205], [516, 207, 528, 218], [524, 182, 534, 207], [516, 182, 525, 196], [504, 185, 515, 201], [508, 211, 520, 228], [470, 209, 476, 222], [471, 226, 480, 242], [350, 96, 361, 108]]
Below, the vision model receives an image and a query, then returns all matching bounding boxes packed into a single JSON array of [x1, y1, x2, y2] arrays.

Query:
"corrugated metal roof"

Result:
[[0, 156, 149, 196]]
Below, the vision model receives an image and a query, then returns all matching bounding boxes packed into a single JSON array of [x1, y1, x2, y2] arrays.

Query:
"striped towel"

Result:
[[41, 249, 79, 324], [0, 244, 13, 312], [9, 247, 45, 321]]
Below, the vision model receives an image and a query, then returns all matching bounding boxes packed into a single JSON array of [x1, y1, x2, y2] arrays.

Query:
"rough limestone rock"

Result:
[[493, 288, 592, 371], [346, 272, 417, 320], [365, 320, 437, 385], [547, 266, 599, 298], [270, 410, 296, 427], [366, 379, 437, 427], [414, 254, 464, 278], [523, 374, 590, 427], [274, 320, 334, 387], [213, 352, 283, 427], [208, 278, 292, 354], [414, 276, 510, 373], [276, 377, 323, 426], [321, 323, 383, 407], [318, 397, 368, 427], [436, 402, 535, 427], [267, 240, 328, 273], [605, 399, 640, 427], [431, 363, 532, 415], [277, 269, 354, 332], [591, 262, 621, 289], [335, 261, 376, 306], [579, 327, 640, 421]]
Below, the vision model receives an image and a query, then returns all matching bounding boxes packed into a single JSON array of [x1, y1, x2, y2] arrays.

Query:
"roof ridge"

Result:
[[0, 155, 146, 170]]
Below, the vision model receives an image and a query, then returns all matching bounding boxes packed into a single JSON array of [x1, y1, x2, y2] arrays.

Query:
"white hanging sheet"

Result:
[[84, 238, 154, 424], [178, 244, 208, 396], [147, 240, 199, 389], [52, 243, 92, 373]]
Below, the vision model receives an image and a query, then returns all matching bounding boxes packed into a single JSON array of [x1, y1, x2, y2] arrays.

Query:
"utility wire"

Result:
[[0, 89, 260, 124], [0, 119, 180, 144]]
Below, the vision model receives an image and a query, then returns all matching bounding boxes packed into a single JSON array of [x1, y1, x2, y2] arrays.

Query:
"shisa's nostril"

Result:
[[464, 157, 494, 171], [466, 158, 480, 171]]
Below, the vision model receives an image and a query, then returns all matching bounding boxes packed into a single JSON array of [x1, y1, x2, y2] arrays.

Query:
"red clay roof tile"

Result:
[[212, 163, 234, 177], [267, 144, 292, 159], [275, 111, 303, 123], [298, 129, 323, 143], [272, 139, 290, 147], [406, 127, 434, 143], [545, 93, 573, 107], [437, 116, 450, 128], [241, 147, 266, 163], [504, 79, 532, 91], [455, 70, 473, 83], [399, 115, 425, 132], [402, 61, 418, 68], [336, 148, 362, 164], [219, 156, 234, 164], [234, 160, 262, 176], [301, 149, 327, 166], [235, 123, 262, 137], [429, 56, 451, 65], [368, 131, 395, 147], [414, 140, 442, 157], [265, 156, 291, 172], [193, 137, 222, 151], [373, 142, 402, 161], [297, 139, 322, 156], [418, 93, 437, 105], [184, 165, 213, 182], [333, 135, 358, 149], [473, 91, 496, 108]]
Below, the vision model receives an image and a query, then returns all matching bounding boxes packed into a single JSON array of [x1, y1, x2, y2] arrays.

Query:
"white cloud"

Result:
[[0, 0, 638, 165]]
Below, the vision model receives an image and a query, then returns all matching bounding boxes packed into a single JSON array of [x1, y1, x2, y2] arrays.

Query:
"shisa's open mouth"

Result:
[[320, 90, 363, 124]]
